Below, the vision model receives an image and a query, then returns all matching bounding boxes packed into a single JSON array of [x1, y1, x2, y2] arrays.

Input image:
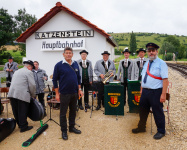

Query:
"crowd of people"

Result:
[[2, 42, 168, 141]]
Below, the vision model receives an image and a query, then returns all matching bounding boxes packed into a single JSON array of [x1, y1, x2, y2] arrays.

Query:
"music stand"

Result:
[[45, 100, 60, 126], [89, 76, 104, 118], [44, 85, 60, 126]]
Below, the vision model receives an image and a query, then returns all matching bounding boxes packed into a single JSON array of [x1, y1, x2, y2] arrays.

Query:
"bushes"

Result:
[[163, 53, 173, 61]]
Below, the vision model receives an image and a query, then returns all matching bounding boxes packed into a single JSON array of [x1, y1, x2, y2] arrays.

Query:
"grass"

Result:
[[111, 32, 187, 51]]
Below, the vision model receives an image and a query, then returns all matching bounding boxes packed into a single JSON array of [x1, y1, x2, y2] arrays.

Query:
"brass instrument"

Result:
[[103, 70, 114, 84], [50, 74, 53, 79]]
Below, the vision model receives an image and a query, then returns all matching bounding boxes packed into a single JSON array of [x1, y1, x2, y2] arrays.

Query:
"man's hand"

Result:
[[90, 82, 92, 84], [9, 69, 13, 72], [43, 76, 47, 81], [78, 90, 84, 100], [55, 93, 60, 102], [100, 74, 105, 79], [6, 69, 10, 71], [160, 93, 166, 103]]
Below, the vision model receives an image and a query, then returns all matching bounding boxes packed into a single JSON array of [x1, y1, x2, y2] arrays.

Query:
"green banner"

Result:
[[128, 80, 141, 113], [104, 84, 124, 116]]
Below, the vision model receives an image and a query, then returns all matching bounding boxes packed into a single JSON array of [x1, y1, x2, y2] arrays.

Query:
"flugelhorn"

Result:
[[50, 74, 53, 79], [103, 70, 114, 84]]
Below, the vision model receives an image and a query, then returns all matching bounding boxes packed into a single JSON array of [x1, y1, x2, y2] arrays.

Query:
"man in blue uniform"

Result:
[[53, 47, 83, 140], [132, 43, 168, 140]]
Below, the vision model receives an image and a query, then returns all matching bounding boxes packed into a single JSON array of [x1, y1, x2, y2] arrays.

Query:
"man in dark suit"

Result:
[[94, 51, 116, 110], [4, 56, 18, 87], [77, 50, 93, 110]]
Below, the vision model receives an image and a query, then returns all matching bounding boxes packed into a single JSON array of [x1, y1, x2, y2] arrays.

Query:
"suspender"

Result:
[[146, 62, 162, 80]]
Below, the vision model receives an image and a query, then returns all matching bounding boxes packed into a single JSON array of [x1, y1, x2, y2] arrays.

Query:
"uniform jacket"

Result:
[[94, 59, 116, 82], [32, 69, 48, 94], [8, 67, 36, 103], [4, 62, 18, 78], [117, 59, 133, 82], [131, 57, 149, 80], [76, 59, 93, 83]]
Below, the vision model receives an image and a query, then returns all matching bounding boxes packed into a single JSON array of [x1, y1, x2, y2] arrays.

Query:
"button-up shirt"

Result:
[[141, 57, 168, 89]]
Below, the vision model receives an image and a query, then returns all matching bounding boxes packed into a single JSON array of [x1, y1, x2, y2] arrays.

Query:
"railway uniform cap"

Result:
[[101, 51, 110, 55], [80, 50, 88, 55], [136, 48, 146, 53], [122, 47, 131, 54], [23, 60, 35, 69], [146, 43, 160, 49]]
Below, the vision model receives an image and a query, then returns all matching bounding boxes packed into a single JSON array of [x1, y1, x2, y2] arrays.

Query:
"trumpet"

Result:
[[103, 70, 114, 84]]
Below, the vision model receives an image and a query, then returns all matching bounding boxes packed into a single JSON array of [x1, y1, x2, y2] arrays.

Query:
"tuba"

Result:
[[102, 70, 114, 84]]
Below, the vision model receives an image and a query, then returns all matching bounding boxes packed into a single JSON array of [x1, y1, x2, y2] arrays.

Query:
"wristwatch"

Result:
[[79, 88, 82, 91]]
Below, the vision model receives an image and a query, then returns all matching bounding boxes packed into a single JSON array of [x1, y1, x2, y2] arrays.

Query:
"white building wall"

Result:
[[26, 11, 115, 79]]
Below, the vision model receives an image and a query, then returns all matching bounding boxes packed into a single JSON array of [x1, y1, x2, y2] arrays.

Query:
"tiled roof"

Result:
[[16, 2, 116, 47]]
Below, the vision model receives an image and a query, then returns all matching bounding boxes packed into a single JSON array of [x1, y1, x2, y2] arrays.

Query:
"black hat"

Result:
[[8, 56, 13, 59], [80, 50, 88, 55], [136, 48, 146, 53], [122, 47, 131, 54], [146, 43, 159, 49], [101, 51, 110, 55], [23, 60, 35, 69]]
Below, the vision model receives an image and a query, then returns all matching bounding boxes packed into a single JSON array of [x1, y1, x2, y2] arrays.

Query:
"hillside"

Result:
[[110, 32, 187, 51]]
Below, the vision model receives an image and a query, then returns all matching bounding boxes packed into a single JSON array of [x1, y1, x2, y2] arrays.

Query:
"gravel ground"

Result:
[[0, 67, 186, 150]]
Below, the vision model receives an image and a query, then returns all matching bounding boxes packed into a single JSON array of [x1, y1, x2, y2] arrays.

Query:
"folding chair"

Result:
[[150, 93, 170, 134], [0, 87, 10, 118]]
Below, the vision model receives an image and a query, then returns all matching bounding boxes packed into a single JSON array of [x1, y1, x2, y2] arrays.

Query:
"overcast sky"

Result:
[[2, 0, 187, 36]]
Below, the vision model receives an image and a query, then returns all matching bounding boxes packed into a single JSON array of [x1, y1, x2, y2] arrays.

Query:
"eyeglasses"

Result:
[[147, 48, 156, 52]]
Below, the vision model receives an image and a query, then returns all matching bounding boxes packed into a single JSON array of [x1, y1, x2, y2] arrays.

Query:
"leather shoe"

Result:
[[95, 105, 101, 110], [132, 128, 146, 134], [85, 104, 90, 109], [69, 127, 81, 134], [79, 105, 84, 110], [62, 132, 68, 140], [153, 132, 165, 140], [20, 126, 33, 133]]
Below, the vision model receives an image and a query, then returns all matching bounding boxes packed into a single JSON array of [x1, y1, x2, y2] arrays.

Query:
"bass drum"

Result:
[[28, 98, 45, 121]]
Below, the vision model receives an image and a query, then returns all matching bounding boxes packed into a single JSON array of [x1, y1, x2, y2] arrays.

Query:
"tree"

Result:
[[129, 31, 137, 55], [159, 41, 175, 54], [14, 8, 37, 56], [164, 35, 180, 49], [178, 44, 185, 59], [0, 8, 16, 48]]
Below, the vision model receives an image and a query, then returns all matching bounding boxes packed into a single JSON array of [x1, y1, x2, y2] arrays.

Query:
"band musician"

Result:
[[117, 47, 133, 106], [131, 48, 149, 80], [77, 50, 93, 110], [94, 51, 116, 110]]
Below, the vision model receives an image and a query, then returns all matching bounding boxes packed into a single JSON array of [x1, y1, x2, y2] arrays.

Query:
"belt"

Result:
[[143, 88, 162, 90]]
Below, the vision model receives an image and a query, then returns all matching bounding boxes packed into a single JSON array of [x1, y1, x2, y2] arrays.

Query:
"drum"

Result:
[[28, 98, 45, 121]]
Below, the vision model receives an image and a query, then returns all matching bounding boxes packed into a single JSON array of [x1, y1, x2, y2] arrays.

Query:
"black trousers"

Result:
[[6, 76, 12, 87], [60, 93, 78, 132], [121, 80, 128, 106], [10, 98, 29, 129], [78, 82, 90, 106], [36, 93, 45, 108], [97, 82, 104, 107], [138, 88, 165, 134]]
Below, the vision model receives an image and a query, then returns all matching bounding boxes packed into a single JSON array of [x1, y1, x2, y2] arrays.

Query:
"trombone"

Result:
[[102, 70, 114, 84]]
